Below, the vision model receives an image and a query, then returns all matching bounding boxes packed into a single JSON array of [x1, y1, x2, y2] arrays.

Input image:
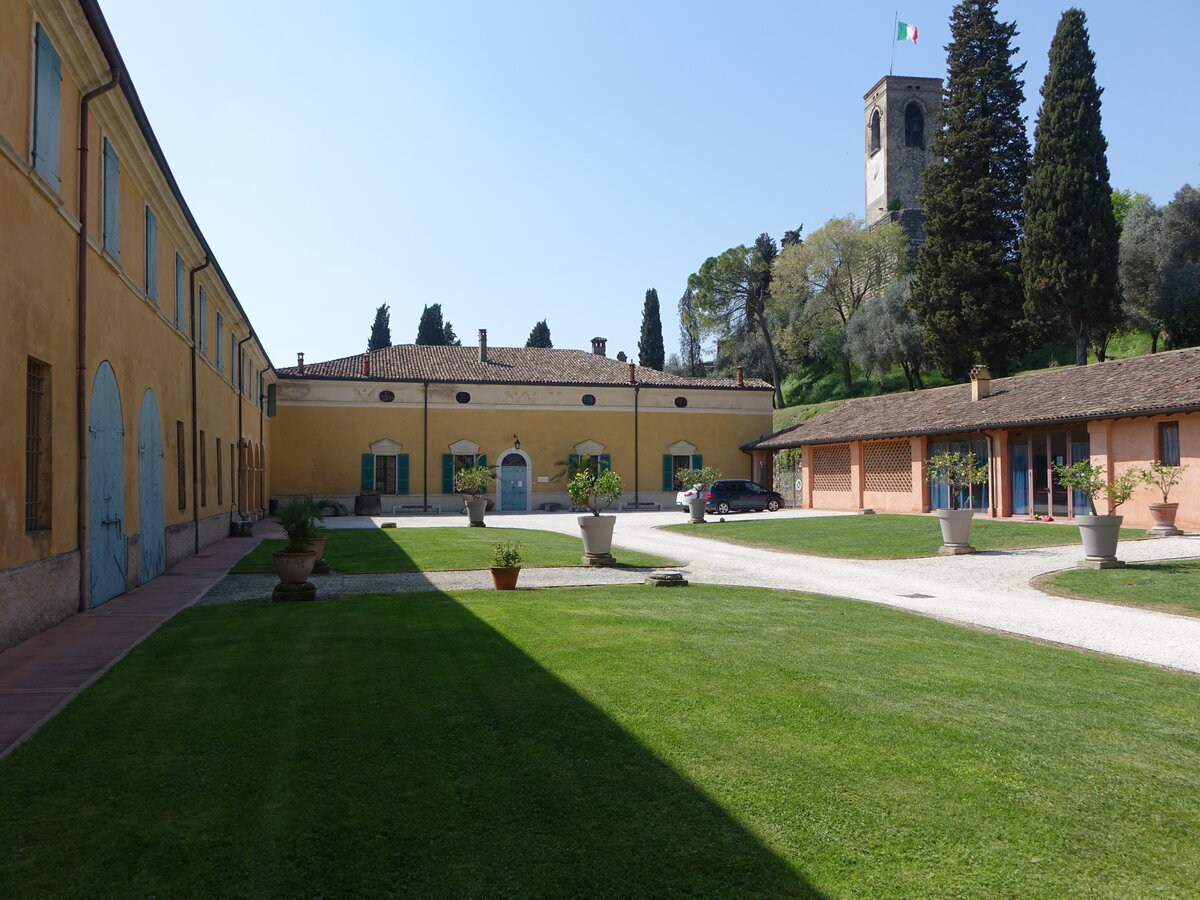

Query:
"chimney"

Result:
[[970, 365, 992, 401], [478, 328, 488, 363], [736, 366, 744, 387], [628, 362, 636, 384], [297, 352, 305, 375], [591, 336, 608, 357], [361, 351, 371, 377]]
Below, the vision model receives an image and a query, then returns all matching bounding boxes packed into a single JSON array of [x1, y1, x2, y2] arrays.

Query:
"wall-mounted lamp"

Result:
[[513, 434, 520, 450]]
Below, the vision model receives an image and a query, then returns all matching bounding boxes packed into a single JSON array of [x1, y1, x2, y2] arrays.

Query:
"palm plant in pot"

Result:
[[926, 450, 988, 554], [1139, 461, 1188, 536], [567, 465, 624, 565], [490, 540, 522, 590], [675, 465, 723, 524], [273, 496, 320, 587], [300, 495, 331, 573], [454, 464, 495, 527], [1053, 460, 1139, 568]]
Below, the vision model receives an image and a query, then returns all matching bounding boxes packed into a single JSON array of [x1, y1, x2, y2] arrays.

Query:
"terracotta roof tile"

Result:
[[278, 345, 772, 391], [748, 348, 1200, 449]]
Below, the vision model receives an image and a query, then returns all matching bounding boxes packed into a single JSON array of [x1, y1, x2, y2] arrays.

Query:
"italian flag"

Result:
[[897, 21, 918, 43]]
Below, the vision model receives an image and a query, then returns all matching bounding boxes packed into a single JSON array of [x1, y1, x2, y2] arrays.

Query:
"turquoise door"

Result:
[[89, 362, 126, 606], [499, 452, 527, 511], [138, 389, 165, 581]]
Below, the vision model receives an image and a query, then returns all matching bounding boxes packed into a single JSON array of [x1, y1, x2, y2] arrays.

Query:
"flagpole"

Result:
[[890, 11, 897, 74]]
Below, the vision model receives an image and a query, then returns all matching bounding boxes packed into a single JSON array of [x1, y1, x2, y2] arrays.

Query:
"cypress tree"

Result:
[[442, 320, 461, 346], [638, 288, 665, 370], [415, 303, 447, 345], [367, 303, 391, 351], [1022, 8, 1120, 366], [910, 0, 1030, 378], [525, 320, 552, 348]]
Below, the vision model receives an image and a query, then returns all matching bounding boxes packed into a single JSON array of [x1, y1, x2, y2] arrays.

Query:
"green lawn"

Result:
[[666, 513, 1144, 558], [1040, 557, 1200, 617], [2, 586, 1199, 898], [231, 526, 671, 573]]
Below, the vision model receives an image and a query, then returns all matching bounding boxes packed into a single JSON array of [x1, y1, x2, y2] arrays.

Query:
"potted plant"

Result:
[[454, 464, 495, 527], [1053, 459, 1139, 568], [926, 450, 988, 554], [1138, 461, 1188, 536], [567, 466, 624, 565], [490, 540, 522, 590], [675, 465, 723, 524], [302, 496, 332, 574], [272, 496, 319, 586]]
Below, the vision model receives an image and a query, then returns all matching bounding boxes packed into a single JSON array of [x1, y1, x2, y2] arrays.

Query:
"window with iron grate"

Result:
[[25, 359, 51, 531]]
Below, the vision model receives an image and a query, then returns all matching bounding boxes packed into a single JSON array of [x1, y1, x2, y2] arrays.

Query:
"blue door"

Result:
[[138, 389, 165, 582], [499, 452, 527, 511], [89, 362, 126, 606]]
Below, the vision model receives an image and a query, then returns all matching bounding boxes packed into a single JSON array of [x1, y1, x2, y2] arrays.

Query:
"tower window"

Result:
[[869, 110, 881, 153], [905, 103, 924, 148]]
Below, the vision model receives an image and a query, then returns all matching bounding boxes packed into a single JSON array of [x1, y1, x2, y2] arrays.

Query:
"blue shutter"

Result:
[[102, 138, 119, 256], [397, 454, 410, 494], [216, 314, 224, 370], [662, 455, 673, 491], [691, 454, 703, 469], [266, 383, 277, 417], [477, 454, 487, 469], [198, 286, 207, 351], [361, 454, 374, 492], [442, 454, 454, 493], [599, 454, 611, 472], [569, 453, 581, 474], [174, 254, 186, 330], [33, 24, 61, 187], [144, 207, 158, 302]]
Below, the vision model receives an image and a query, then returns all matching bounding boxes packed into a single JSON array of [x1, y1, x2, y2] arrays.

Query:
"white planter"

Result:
[[686, 497, 707, 524], [935, 508, 976, 555], [578, 514, 616, 565], [465, 499, 488, 527], [1077, 514, 1126, 568]]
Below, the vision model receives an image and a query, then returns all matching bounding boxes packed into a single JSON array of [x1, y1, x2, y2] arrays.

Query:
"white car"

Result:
[[676, 484, 702, 509]]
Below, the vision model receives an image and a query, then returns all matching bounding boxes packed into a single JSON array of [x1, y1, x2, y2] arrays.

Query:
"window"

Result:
[[581, 394, 596, 406], [199, 430, 207, 507], [455, 391, 471, 404], [216, 313, 225, 371], [174, 253, 186, 330], [1160, 422, 1181, 466], [669, 454, 696, 491], [230, 443, 236, 507], [216, 437, 223, 504], [869, 109, 881, 154], [144, 207, 158, 302], [102, 138, 120, 257], [361, 452, 409, 494], [198, 287, 207, 353], [375, 455, 397, 493], [176, 421, 186, 509], [442, 452, 486, 493], [32, 24, 61, 187], [674, 396, 688, 408], [570, 453, 611, 478], [25, 358, 51, 531], [231, 335, 237, 384], [904, 102, 924, 148], [379, 390, 395, 402]]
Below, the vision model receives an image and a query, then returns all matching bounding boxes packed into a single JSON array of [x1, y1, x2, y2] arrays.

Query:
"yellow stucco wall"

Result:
[[271, 379, 774, 504], [1, 1, 274, 646]]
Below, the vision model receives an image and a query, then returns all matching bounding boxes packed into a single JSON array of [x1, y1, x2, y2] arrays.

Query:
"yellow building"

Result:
[[0, 0, 274, 649], [272, 333, 774, 511]]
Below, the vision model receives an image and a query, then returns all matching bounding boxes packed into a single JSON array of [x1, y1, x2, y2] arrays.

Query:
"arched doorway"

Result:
[[137, 388, 165, 581], [498, 450, 530, 511], [89, 362, 126, 606]]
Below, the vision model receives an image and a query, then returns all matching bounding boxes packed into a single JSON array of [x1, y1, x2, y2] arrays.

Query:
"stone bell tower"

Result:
[[864, 75, 942, 250]]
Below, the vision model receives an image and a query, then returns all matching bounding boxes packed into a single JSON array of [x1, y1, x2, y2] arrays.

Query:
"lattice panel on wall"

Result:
[[811, 444, 852, 492], [864, 440, 912, 493]]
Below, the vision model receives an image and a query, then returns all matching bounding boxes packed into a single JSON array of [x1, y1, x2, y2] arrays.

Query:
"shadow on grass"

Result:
[[0, 592, 822, 897], [230, 528, 416, 574]]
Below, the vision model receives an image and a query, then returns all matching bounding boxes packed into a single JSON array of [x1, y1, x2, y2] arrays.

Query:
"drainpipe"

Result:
[[76, 66, 121, 614], [188, 258, 210, 553], [236, 333, 253, 516], [423, 380, 429, 510], [628, 363, 640, 507]]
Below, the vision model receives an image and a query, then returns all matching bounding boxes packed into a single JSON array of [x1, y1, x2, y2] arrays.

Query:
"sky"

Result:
[[97, 0, 1199, 370]]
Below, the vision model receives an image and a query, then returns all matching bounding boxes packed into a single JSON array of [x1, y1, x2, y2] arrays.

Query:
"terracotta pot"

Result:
[[272, 550, 317, 584], [935, 508, 976, 554], [465, 499, 488, 527], [490, 566, 520, 590], [1076, 514, 1125, 567], [1147, 503, 1183, 536], [305, 537, 327, 557]]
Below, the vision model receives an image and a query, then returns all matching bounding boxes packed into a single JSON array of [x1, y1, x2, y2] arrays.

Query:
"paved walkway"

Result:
[[0, 521, 282, 759], [3, 508, 1198, 757]]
